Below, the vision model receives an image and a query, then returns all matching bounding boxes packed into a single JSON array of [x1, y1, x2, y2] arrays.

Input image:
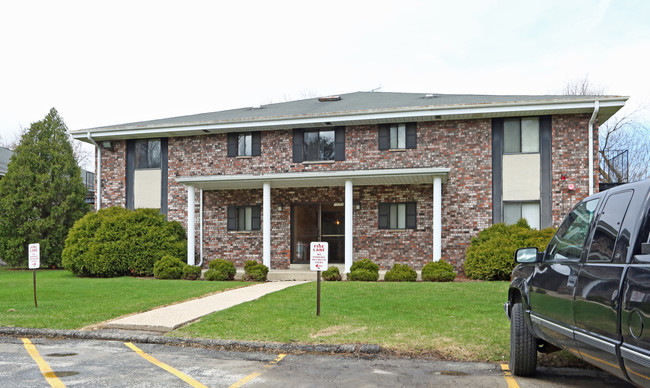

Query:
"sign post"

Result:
[[310, 242, 328, 316], [28, 243, 40, 308]]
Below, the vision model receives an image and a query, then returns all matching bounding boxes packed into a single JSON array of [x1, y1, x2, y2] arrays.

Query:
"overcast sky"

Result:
[[1, 0, 649, 153]]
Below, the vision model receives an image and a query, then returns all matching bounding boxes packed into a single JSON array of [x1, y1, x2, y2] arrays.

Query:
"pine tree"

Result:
[[0, 108, 90, 268]]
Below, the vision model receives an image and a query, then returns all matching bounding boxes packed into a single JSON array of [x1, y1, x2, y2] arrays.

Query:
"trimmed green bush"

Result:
[[244, 260, 269, 282], [350, 258, 379, 273], [62, 207, 187, 277], [204, 259, 236, 281], [464, 219, 556, 281], [348, 268, 379, 281], [182, 265, 202, 280], [153, 255, 184, 279], [421, 260, 456, 282], [384, 263, 417, 282], [322, 266, 342, 281]]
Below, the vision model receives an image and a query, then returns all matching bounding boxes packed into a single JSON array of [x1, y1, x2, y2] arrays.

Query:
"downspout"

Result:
[[86, 133, 101, 211], [197, 188, 204, 267], [588, 101, 600, 196]]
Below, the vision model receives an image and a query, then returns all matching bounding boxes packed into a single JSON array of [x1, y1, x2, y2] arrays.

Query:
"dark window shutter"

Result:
[[378, 124, 390, 150], [378, 203, 390, 229], [293, 129, 303, 163], [406, 202, 417, 229], [335, 126, 345, 161], [406, 123, 417, 149], [227, 205, 237, 231], [251, 206, 261, 230], [251, 132, 261, 156], [227, 133, 237, 157]]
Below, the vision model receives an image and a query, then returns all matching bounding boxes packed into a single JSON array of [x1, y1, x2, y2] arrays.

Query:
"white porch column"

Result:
[[345, 179, 354, 273], [263, 182, 271, 269], [433, 177, 442, 262], [187, 185, 195, 265]]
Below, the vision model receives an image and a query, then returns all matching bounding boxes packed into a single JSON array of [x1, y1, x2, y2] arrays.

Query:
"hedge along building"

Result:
[[70, 92, 627, 274]]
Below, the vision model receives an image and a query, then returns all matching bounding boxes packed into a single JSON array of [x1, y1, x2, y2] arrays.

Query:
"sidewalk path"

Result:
[[104, 281, 309, 333]]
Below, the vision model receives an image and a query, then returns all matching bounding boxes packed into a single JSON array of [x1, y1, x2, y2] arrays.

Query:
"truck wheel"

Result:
[[509, 302, 537, 376]]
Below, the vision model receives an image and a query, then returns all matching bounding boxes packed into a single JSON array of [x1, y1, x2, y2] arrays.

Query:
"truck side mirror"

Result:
[[515, 247, 539, 263]]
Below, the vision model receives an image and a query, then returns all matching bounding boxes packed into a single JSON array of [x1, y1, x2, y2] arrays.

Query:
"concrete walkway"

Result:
[[104, 281, 309, 333]]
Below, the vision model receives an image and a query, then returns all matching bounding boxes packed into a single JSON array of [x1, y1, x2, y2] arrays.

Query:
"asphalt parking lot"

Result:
[[0, 336, 633, 387]]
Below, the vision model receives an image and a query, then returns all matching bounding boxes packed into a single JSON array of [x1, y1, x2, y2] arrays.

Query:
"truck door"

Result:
[[527, 198, 600, 350], [621, 203, 650, 386], [574, 190, 634, 381]]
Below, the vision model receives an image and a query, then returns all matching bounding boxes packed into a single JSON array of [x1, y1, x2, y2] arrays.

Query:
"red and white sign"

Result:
[[28, 243, 40, 269], [310, 242, 329, 271]]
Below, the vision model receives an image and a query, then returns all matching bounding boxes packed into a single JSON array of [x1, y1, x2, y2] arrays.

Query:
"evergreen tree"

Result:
[[0, 108, 90, 268]]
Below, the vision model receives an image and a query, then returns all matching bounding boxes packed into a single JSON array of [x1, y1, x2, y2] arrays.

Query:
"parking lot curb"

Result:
[[0, 326, 381, 356]]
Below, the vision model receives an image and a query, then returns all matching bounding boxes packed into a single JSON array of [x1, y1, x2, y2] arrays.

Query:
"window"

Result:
[[292, 127, 345, 163], [227, 205, 261, 231], [587, 191, 633, 262], [378, 202, 417, 229], [504, 117, 539, 153], [227, 132, 261, 157], [504, 202, 540, 230], [546, 198, 600, 261], [135, 139, 161, 169], [378, 123, 417, 150]]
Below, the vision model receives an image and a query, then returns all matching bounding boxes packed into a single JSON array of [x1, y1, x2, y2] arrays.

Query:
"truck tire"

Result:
[[509, 302, 537, 376]]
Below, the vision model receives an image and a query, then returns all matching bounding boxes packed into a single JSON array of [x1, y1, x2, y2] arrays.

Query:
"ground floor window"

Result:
[[227, 205, 261, 231], [378, 202, 417, 229], [504, 201, 540, 229]]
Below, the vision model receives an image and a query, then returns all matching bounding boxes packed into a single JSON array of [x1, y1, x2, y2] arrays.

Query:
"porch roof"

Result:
[[176, 167, 450, 190]]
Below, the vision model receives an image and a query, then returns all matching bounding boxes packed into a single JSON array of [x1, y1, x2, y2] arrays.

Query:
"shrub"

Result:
[[384, 263, 417, 282], [153, 255, 185, 279], [350, 258, 379, 273], [322, 266, 342, 281], [421, 260, 456, 282], [62, 207, 187, 277], [182, 265, 202, 280], [244, 260, 269, 282], [204, 259, 236, 281], [348, 268, 379, 281], [464, 219, 556, 281]]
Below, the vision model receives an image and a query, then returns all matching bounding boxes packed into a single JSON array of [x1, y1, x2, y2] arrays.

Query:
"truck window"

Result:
[[546, 199, 599, 261], [587, 190, 633, 262]]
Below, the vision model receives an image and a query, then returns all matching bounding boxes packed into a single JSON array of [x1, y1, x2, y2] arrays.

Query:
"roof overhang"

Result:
[[177, 167, 450, 190], [71, 97, 627, 143]]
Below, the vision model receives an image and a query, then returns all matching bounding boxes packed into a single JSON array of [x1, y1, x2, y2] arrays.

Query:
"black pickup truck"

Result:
[[505, 178, 650, 386]]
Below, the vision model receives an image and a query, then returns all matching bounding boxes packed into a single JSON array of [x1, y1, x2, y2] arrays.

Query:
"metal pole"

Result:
[[33, 269, 37, 308], [317, 271, 321, 316]]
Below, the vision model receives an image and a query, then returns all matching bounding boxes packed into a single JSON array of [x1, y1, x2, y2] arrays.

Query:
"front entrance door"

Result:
[[291, 203, 345, 264]]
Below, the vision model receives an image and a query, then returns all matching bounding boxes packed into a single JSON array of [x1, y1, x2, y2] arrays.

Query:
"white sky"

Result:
[[1, 0, 649, 153]]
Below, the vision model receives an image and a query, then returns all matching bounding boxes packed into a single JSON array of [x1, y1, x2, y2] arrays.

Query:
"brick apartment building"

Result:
[[70, 92, 627, 273]]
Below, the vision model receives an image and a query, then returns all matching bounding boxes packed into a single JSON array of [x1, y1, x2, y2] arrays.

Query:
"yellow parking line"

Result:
[[124, 342, 208, 388], [21, 338, 66, 388], [500, 364, 520, 388], [229, 354, 286, 388]]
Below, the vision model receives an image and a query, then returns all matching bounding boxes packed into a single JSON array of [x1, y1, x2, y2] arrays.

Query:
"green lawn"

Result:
[[0, 268, 249, 329], [171, 281, 511, 362]]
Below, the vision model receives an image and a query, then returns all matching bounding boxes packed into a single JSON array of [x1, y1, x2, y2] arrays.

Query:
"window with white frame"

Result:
[[504, 201, 540, 230]]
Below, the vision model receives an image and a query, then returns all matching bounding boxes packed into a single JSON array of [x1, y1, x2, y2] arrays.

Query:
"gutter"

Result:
[[86, 133, 101, 211], [588, 101, 600, 195]]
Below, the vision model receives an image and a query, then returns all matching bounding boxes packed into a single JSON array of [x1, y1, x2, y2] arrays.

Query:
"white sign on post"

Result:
[[28, 243, 40, 269], [310, 242, 329, 271]]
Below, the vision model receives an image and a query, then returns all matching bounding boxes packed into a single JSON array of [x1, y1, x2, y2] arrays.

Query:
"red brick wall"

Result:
[[99, 140, 127, 208]]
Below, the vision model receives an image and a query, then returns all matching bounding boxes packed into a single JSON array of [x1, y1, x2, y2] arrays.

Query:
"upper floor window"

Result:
[[227, 132, 261, 157], [504, 117, 539, 153], [378, 202, 417, 230], [227, 205, 261, 231], [292, 127, 345, 163], [135, 139, 161, 169], [378, 123, 417, 150]]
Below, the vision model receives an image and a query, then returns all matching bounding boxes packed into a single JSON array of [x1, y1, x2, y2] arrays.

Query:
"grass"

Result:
[[0, 268, 249, 329], [170, 281, 511, 362]]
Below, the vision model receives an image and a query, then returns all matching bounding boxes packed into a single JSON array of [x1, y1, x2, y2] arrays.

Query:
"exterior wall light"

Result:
[[100, 141, 113, 151]]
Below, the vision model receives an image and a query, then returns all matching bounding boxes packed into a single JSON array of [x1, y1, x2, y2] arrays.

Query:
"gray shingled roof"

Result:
[[0, 147, 12, 176]]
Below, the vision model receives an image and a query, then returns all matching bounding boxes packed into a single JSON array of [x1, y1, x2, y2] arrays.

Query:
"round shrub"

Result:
[[348, 268, 379, 281], [384, 263, 417, 282], [153, 255, 184, 279], [182, 265, 202, 280], [322, 266, 342, 281], [205, 259, 236, 281], [244, 260, 269, 282], [350, 258, 379, 273], [62, 207, 187, 277], [421, 260, 456, 282], [464, 219, 556, 281]]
